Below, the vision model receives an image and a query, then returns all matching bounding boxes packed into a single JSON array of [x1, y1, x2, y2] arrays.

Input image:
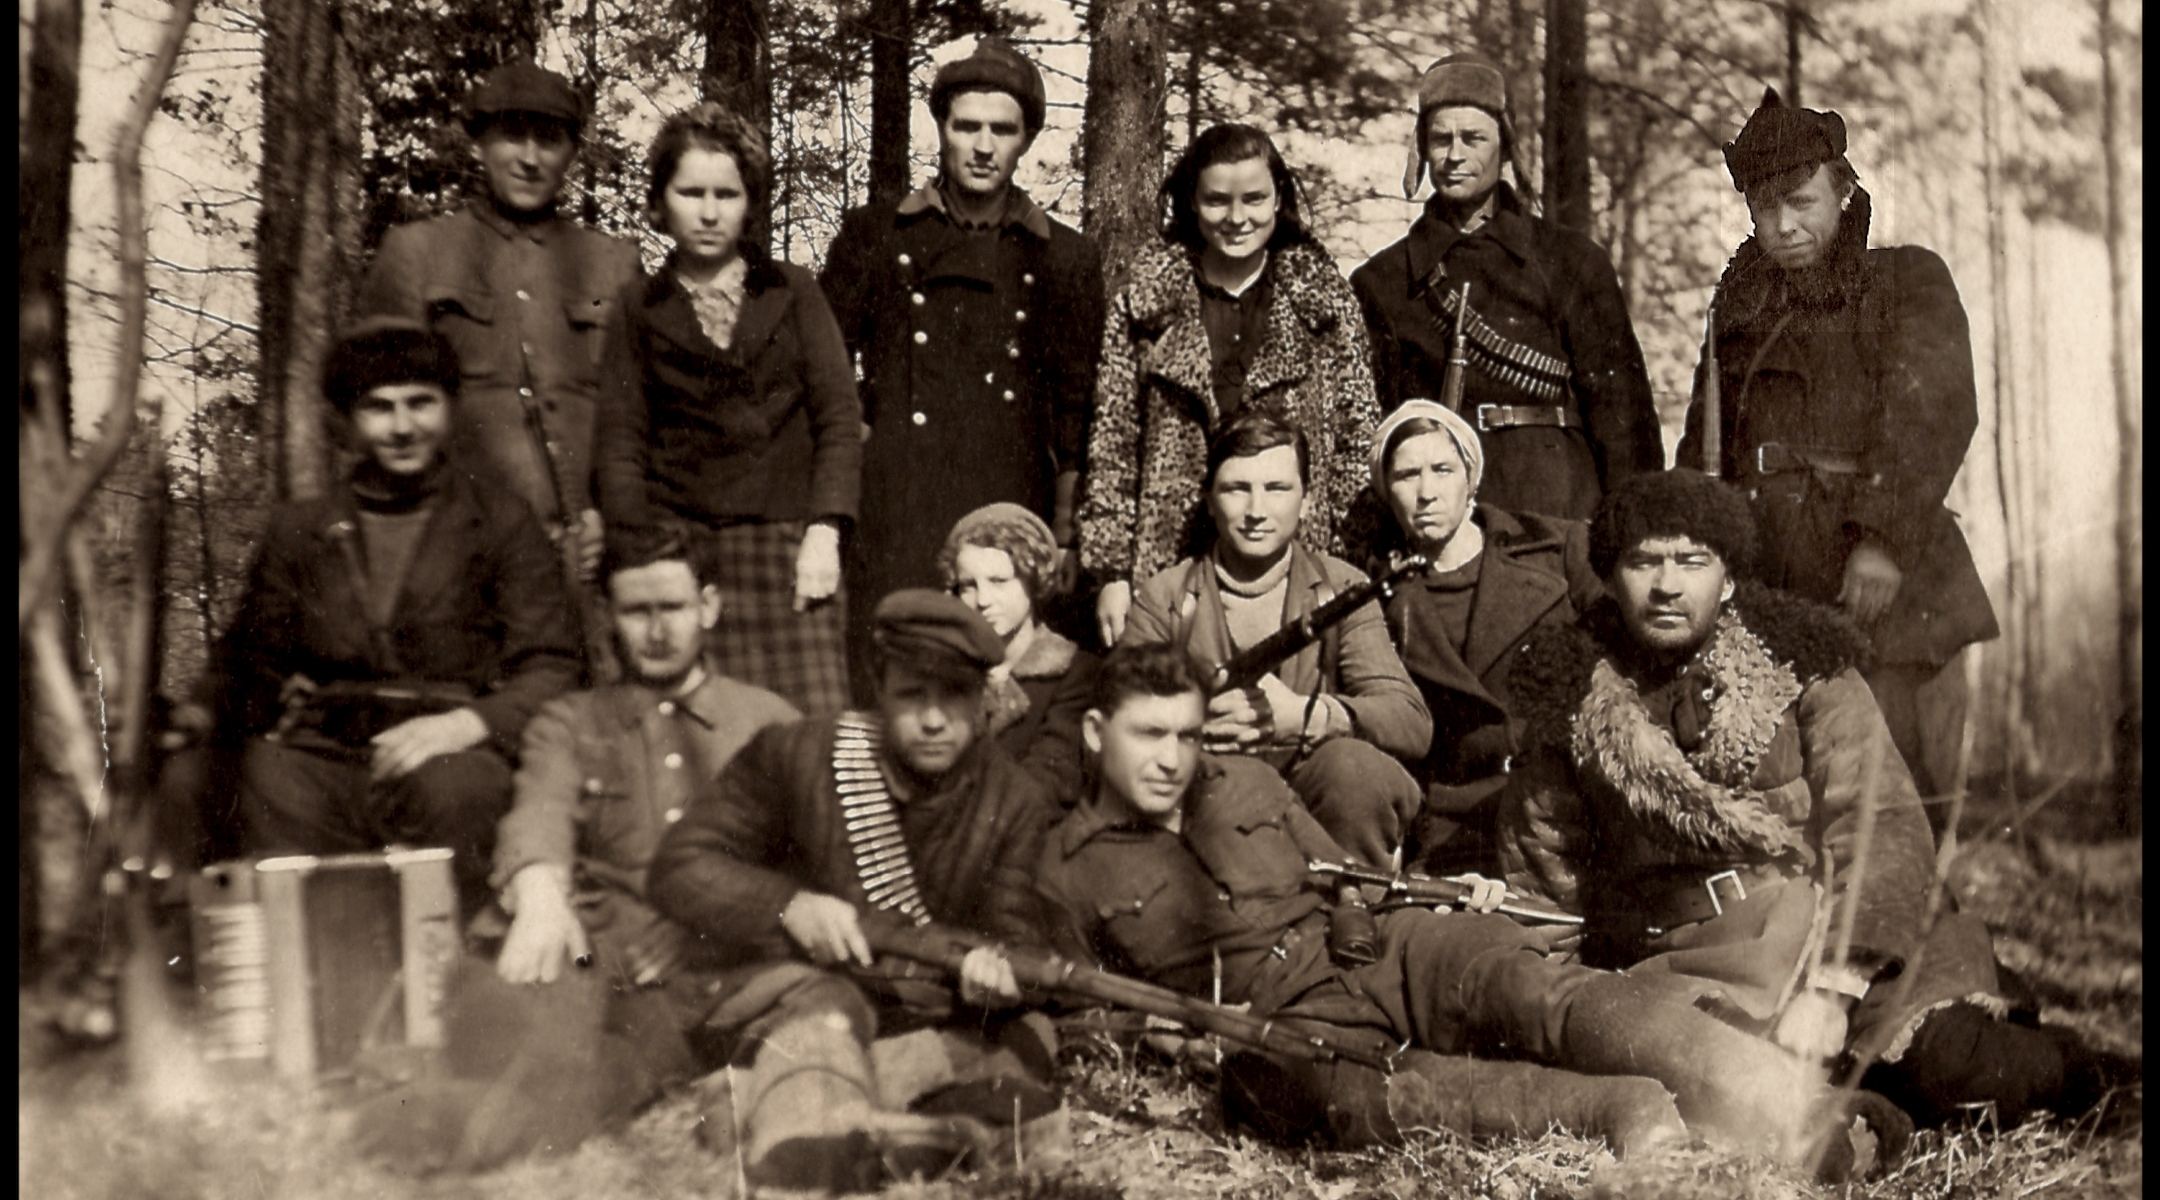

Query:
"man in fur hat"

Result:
[[1351, 54, 1660, 522], [1500, 470, 2119, 1131], [821, 37, 1106, 703], [1677, 90, 1998, 807]]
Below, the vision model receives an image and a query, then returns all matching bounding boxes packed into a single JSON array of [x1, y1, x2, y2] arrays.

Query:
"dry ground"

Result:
[[21, 802, 2140, 1200]]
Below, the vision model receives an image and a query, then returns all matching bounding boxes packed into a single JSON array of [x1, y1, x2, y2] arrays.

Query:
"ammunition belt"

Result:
[[833, 714, 931, 926], [1430, 285, 1573, 403]]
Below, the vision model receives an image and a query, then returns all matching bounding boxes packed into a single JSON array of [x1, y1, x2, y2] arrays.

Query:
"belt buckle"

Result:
[[1703, 869, 1747, 916], [1754, 445, 1774, 475], [1476, 404, 1499, 432]]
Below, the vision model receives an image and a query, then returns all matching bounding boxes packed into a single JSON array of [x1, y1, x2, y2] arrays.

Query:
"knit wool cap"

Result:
[[323, 317, 461, 415], [1402, 53, 1521, 198], [1723, 87, 1846, 194], [938, 502, 1059, 598], [466, 59, 583, 134], [1370, 400, 1485, 497], [873, 588, 1006, 673], [930, 36, 1047, 134], [1588, 468, 1758, 580]]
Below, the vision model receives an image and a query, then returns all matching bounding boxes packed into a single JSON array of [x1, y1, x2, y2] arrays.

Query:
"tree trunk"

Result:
[[2098, 0, 2139, 831], [1540, 0, 1590, 232], [1082, 0, 1168, 297], [1978, 0, 2030, 794], [257, 0, 364, 503], [867, 0, 912, 205], [1784, 0, 1804, 108], [702, 0, 773, 249]]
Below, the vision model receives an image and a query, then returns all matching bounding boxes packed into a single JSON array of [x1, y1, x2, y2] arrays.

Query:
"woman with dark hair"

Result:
[[597, 102, 862, 714], [1080, 123, 1382, 647], [1368, 400, 1602, 875], [938, 503, 1099, 802]]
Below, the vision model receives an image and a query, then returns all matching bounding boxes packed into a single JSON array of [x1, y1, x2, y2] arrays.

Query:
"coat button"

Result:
[[516, 289, 531, 301], [1002, 390, 1015, 402], [657, 700, 675, 716], [1023, 273, 1036, 285], [665, 808, 683, 824], [519, 386, 534, 398], [910, 293, 925, 306], [911, 411, 927, 425], [984, 372, 995, 384], [522, 343, 535, 356], [664, 752, 683, 769], [1015, 310, 1027, 322], [914, 330, 929, 345], [897, 253, 912, 266]]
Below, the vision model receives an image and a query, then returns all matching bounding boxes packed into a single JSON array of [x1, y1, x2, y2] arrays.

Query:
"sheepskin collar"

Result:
[[983, 626, 1079, 736]]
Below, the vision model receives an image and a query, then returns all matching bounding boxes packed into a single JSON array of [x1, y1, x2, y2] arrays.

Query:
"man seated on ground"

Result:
[[1501, 469, 2122, 1131], [215, 318, 580, 914], [352, 523, 801, 1172], [643, 590, 1064, 1193], [1038, 642, 1900, 1178], [1119, 411, 1431, 869]]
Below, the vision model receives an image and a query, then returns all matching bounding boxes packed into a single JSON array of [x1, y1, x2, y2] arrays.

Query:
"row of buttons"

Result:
[[895, 251, 1037, 288]]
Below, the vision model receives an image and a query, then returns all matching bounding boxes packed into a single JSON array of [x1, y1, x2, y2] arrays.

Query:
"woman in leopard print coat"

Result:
[[1079, 124, 1383, 643]]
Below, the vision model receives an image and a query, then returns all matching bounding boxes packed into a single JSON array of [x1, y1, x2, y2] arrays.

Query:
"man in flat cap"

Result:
[[641, 588, 1065, 1191], [1352, 53, 1660, 522], [215, 319, 581, 915], [1677, 89, 1997, 808], [820, 37, 1106, 704], [354, 58, 643, 672]]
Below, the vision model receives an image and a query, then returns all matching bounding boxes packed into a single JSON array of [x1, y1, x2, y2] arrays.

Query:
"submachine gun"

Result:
[[1206, 554, 1431, 694]]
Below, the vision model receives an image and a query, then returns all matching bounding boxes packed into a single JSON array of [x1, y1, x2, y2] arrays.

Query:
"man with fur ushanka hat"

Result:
[[1351, 54, 1661, 523], [1499, 470, 2122, 1139], [1678, 89, 1997, 810]]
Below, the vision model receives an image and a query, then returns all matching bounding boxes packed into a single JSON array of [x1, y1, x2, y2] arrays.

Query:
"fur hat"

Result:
[[322, 317, 460, 415], [1588, 469, 1757, 579], [1723, 87, 1846, 194], [1401, 53, 1527, 199], [930, 36, 1046, 135], [465, 59, 582, 136]]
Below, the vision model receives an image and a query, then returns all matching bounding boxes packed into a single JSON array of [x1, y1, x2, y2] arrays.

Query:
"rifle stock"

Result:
[[1209, 555, 1430, 694], [1308, 860, 1584, 927], [858, 913, 1397, 1072]]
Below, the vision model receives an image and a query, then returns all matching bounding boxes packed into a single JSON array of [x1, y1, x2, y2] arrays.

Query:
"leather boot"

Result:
[[1863, 1002, 2134, 1128]]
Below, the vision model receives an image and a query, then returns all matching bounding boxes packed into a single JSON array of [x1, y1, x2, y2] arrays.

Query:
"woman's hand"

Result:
[[1096, 580, 1134, 648], [793, 522, 842, 613]]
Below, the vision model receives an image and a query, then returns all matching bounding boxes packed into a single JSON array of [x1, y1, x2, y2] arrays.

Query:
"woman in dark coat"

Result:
[[939, 503, 1098, 804], [1351, 54, 1660, 521], [1367, 401, 1602, 874], [597, 103, 862, 715], [1079, 123, 1382, 646]]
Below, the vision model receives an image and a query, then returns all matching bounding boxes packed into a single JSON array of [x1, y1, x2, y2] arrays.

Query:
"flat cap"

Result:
[[467, 59, 583, 132], [322, 316, 460, 414], [873, 588, 1005, 673], [930, 36, 1046, 134], [1723, 87, 1846, 194]]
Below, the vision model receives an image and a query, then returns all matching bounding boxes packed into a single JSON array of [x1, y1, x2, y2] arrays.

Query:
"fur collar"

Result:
[[1714, 187, 1876, 327], [1123, 238, 1344, 336], [983, 626, 1080, 736]]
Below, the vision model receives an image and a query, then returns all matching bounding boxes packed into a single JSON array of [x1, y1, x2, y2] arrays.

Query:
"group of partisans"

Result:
[[183, 37, 2117, 1193]]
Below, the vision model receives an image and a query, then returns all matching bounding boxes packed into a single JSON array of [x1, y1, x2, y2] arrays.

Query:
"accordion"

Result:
[[190, 849, 460, 1080]]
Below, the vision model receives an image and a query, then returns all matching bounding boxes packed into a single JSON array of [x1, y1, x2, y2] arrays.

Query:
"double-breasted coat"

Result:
[[356, 202, 643, 530], [819, 187, 1105, 632], [1080, 239, 1384, 587], [1677, 191, 1997, 667], [1351, 185, 1661, 521]]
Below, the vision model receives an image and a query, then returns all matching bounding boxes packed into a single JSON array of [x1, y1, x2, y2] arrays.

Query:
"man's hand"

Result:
[[369, 707, 490, 782], [793, 522, 842, 613], [496, 865, 589, 985], [957, 946, 1023, 1008], [1095, 581, 1133, 648], [573, 509, 605, 584], [1203, 686, 1272, 754], [780, 891, 873, 968], [1838, 541, 1903, 626], [1254, 673, 1332, 743], [625, 919, 692, 988], [1444, 873, 1509, 914]]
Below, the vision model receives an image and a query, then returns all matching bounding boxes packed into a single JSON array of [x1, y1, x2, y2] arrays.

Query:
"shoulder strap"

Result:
[[326, 518, 406, 677]]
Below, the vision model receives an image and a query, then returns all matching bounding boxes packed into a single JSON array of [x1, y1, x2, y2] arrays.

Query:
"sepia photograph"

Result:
[[19, 0, 2141, 1196]]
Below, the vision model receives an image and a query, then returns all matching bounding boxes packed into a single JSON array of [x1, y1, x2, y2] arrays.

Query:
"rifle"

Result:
[[1440, 281, 1473, 414], [1308, 860, 1584, 927], [1208, 555, 1430, 694], [859, 912, 1399, 1073]]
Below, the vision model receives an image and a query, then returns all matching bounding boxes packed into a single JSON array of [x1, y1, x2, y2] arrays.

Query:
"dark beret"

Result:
[[1723, 87, 1846, 194], [930, 36, 1046, 134], [322, 317, 461, 415], [1588, 469, 1757, 580], [873, 588, 1005, 674], [466, 60, 583, 133]]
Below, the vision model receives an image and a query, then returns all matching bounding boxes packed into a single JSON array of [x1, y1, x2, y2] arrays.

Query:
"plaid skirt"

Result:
[[696, 521, 851, 716]]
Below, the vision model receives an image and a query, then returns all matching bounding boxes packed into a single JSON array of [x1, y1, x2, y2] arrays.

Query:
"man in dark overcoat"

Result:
[[353, 59, 642, 657], [1352, 54, 1660, 521], [819, 38, 1105, 701], [1676, 90, 1998, 802]]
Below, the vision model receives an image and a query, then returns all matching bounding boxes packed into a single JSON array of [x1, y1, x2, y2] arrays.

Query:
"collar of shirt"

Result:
[[1056, 757, 1229, 857], [602, 658, 732, 731], [1405, 182, 1537, 286], [896, 182, 1054, 241], [468, 197, 564, 245], [1195, 251, 1270, 302]]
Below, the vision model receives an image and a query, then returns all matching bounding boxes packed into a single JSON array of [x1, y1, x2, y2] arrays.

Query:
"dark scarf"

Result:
[[349, 454, 451, 515], [1713, 187, 1876, 328]]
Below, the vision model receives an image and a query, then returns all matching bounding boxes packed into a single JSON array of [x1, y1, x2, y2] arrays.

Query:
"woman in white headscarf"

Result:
[[1368, 400, 1603, 875]]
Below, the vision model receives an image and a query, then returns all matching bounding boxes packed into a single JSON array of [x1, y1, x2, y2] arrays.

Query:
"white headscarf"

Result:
[[1369, 400, 1485, 498]]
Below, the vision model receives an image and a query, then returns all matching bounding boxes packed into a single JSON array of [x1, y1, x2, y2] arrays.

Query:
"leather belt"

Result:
[[1625, 863, 1798, 934], [1752, 441, 1866, 477], [1477, 404, 1581, 432]]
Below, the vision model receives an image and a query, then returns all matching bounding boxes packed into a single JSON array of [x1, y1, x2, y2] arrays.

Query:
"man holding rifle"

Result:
[[1121, 411, 1431, 868], [1037, 641, 1890, 1175], [644, 590, 1062, 1192]]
